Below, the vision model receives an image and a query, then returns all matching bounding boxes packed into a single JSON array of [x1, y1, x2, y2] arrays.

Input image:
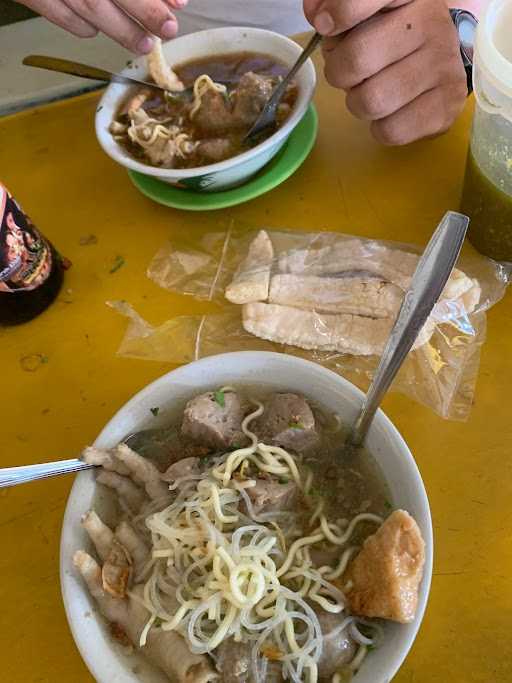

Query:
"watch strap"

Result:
[[449, 8, 477, 95]]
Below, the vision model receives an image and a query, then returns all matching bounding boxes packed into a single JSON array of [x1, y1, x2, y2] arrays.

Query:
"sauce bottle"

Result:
[[0, 182, 65, 325], [460, 0, 512, 261]]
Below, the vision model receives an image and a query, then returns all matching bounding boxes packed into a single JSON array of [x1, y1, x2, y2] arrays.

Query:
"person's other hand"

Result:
[[16, 0, 187, 54], [304, 0, 468, 145]]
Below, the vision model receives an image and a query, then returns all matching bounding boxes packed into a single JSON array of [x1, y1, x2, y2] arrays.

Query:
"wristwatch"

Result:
[[449, 8, 478, 95]]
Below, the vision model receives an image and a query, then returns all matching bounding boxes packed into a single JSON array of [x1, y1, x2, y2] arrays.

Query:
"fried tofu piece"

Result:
[[242, 302, 392, 356], [225, 230, 274, 305], [278, 239, 419, 290], [278, 240, 480, 313], [268, 273, 403, 318], [345, 510, 425, 623]]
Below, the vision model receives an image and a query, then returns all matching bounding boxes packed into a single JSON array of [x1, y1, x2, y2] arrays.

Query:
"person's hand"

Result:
[[304, 0, 468, 145], [16, 0, 187, 54]]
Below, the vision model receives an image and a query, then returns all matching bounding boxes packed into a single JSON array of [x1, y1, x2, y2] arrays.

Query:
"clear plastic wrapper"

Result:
[[109, 223, 510, 421]]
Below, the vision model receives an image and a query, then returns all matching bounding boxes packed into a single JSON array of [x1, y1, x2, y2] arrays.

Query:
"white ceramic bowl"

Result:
[[95, 28, 316, 192], [60, 351, 433, 683]]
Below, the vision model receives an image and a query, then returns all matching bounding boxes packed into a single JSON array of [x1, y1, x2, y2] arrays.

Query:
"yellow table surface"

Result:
[[1, 45, 511, 683]]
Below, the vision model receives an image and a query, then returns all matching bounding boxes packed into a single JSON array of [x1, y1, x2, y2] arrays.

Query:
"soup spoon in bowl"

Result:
[[0, 427, 179, 488], [345, 210, 470, 452], [23, 55, 170, 93], [22, 55, 239, 98], [0, 212, 469, 487], [244, 31, 323, 145]]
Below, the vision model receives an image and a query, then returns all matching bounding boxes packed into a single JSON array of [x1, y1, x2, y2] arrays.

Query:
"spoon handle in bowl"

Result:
[[0, 459, 93, 488], [23, 55, 116, 82], [350, 211, 470, 445], [280, 32, 322, 91], [244, 32, 322, 142], [265, 32, 322, 113], [22, 55, 166, 92]]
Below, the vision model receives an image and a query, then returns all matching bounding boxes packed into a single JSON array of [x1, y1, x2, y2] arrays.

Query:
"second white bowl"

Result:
[[60, 351, 433, 683]]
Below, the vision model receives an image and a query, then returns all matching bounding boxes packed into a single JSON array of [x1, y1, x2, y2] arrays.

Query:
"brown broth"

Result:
[[176, 52, 290, 86], [114, 52, 298, 170], [163, 384, 392, 522]]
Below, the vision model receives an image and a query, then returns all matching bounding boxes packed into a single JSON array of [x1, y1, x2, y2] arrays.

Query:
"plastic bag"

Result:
[[109, 221, 510, 421]]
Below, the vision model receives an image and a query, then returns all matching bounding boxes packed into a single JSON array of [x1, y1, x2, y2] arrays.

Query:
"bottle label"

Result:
[[0, 185, 53, 293]]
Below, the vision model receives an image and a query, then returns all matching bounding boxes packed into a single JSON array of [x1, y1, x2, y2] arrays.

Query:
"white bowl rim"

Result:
[[60, 350, 433, 683], [94, 27, 316, 178]]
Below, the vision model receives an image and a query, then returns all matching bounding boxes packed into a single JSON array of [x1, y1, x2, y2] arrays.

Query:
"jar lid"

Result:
[[474, 0, 512, 118]]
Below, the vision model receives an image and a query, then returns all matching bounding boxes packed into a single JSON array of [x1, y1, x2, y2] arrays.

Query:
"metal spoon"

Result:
[[23, 55, 169, 92], [345, 210, 470, 453], [0, 212, 469, 488], [22, 55, 238, 100], [0, 428, 174, 488], [244, 32, 322, 145]]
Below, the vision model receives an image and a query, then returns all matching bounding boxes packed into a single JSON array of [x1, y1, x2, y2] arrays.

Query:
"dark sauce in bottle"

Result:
[[0, 183, 65, 325]]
